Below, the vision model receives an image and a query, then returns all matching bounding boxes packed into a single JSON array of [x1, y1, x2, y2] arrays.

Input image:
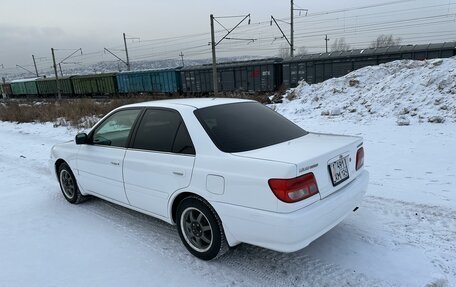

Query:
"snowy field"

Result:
[[1, 58, 455, 286]]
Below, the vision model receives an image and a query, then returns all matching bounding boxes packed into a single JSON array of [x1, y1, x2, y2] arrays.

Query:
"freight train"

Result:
[[1, 42, 455, 98]]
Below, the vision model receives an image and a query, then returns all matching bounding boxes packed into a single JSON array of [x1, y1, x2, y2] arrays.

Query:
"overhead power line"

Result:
[[2, 0, 455, 78]]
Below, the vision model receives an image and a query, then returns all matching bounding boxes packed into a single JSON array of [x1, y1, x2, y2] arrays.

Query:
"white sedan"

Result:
[[50, 98, 368, 260]]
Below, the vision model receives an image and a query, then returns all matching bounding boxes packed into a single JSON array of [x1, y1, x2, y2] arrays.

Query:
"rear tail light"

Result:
[[268, 173, 319, 203], [356, 147, 364, 170]]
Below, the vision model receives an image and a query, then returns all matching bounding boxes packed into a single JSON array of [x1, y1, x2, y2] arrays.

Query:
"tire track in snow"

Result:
[[79, 199, 263, 287], [362, 196, 456, 281], [76, 193, 456, 286], [363, 196, 456, 252], [80, 198, 392, 287]]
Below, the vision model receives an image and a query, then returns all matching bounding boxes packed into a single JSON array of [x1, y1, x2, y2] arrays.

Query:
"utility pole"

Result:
[[123, 33, 131, 71], [272, 2, 307, 58], [179, 52, 185, 67], [32, 55, 39, 77], [51, 48, 61, 100], [290, 0, 294, 57], [210, 13, 252, 96], [270, 16, 292, 57], [210, 14, 218, 96], [50, 48, 81, 99], [325, 34, 330, 53], [107, 34, 137, 71]]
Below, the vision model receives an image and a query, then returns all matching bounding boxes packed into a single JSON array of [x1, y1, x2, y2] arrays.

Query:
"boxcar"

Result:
[[71, 73, 117, 96], [282, 41, 456, 88], [117, 69, 181, 94], [36, 77, 74, 96], [181, 58, 283, 93], [10, 78, 39, 96]]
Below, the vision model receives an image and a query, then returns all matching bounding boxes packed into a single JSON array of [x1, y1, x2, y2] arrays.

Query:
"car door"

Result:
[[123, 108, 196, 218], [77, 108, 142, 204]]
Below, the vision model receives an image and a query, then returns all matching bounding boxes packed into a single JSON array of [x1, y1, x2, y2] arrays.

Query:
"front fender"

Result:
[[50, 142, 80, 182]]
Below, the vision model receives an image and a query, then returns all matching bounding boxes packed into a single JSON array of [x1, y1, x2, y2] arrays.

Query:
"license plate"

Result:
[[328, 156, 349, 186]]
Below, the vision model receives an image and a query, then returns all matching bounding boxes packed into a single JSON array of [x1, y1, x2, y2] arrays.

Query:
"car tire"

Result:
[[176, 196, 229, 260], [58, 162, 87, 204]]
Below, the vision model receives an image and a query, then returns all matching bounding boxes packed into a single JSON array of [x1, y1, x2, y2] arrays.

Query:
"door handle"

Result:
[[173, 171, 184, 176], [110, 161, 120, 166]]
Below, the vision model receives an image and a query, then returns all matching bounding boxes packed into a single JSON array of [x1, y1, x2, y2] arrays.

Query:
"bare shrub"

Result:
[[330, 38, 351, 51], [0, 94, 273, 127], [0, 97, 157, 127], [370, 34, 402, 48]]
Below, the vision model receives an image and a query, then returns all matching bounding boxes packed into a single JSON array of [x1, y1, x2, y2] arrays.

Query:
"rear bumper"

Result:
[[213, 170, 369, 252]]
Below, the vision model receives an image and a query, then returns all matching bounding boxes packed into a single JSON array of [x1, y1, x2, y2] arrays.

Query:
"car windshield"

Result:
[[194, 102, 308, 153]]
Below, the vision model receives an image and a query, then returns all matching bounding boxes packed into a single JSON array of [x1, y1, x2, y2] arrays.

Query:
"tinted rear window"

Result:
[[194, 102, 307, 153]]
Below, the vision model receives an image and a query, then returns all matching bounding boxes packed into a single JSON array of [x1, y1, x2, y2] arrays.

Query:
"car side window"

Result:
[[92, 109, 141, 148], [132, 109, 195, 155]]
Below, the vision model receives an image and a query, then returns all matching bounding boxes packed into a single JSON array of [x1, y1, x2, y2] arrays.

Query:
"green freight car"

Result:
[[36, 77, 74, 96], [71, 73, 117, 96], [10, 78, 39, 96]]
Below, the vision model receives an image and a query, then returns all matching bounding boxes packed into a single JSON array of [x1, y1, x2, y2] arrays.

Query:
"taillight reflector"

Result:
[[356, 147, 364, 170], [268, 173, 319, 203]]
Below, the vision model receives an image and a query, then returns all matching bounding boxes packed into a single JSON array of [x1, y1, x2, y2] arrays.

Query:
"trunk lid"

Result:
[[233, 132, 364, 200]]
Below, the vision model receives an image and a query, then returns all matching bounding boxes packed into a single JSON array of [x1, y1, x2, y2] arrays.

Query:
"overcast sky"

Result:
[[1, 0, 455, 75]]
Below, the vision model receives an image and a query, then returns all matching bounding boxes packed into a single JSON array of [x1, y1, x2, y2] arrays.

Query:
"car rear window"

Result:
[[132, 109, 195, 155], [194, 102, 307, 153]]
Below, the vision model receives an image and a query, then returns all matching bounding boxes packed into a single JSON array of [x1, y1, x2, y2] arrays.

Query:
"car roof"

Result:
[[122, 98, 254, 110]]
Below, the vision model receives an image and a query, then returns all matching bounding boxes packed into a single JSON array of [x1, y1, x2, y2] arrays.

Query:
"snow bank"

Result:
[[273, 57, 456, 125]]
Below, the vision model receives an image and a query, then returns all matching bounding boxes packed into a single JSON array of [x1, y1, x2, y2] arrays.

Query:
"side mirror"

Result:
[[75, 133, 88, 145]]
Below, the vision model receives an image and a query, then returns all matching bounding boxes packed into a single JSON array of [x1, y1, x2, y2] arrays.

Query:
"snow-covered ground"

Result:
[[1, 58, 455, 287], [276, 57, 456, 125]]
